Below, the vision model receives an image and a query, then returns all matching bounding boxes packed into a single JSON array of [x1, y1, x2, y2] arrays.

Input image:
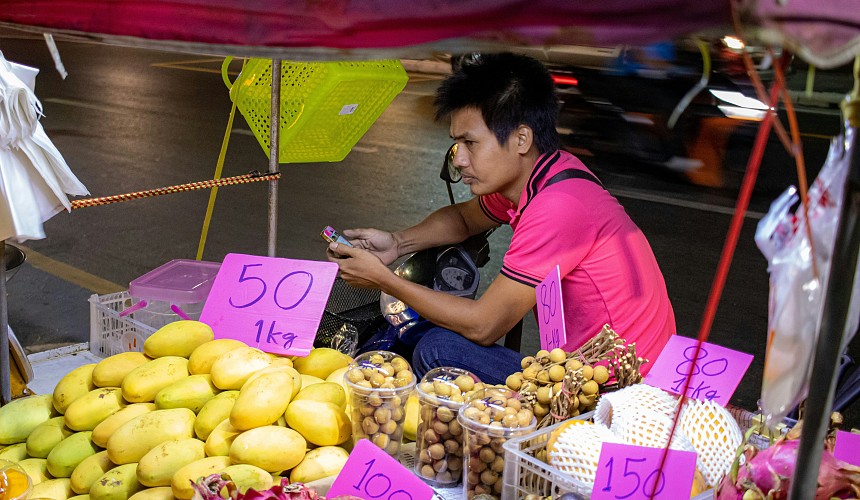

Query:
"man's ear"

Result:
[[515, 125, 534, 153]]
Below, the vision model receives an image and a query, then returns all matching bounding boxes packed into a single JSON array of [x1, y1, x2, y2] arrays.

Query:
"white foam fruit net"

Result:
[[678, 398, 743, 487], [594, 383, 680, 431], [549, 423, 622, 489], [612, 407, 697, 454]]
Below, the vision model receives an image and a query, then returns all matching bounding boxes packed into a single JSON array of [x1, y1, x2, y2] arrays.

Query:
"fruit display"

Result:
[[458, 387, 536, 499], [505, 324, 645, 427], [0, 321, 355, 500], [343, 350, 415, 459]]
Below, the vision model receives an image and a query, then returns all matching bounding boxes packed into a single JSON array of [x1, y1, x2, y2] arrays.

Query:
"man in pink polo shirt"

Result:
[[327, 52, 675, 384]]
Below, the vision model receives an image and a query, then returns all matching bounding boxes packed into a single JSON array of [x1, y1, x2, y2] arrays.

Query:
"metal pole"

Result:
[[1, 240, 11, 404], [790, 129, 860, 499], [267, 59, 281, 257]]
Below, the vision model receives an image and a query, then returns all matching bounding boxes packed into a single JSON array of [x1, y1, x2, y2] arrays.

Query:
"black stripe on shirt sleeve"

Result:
[[501, 266, 541, 287], [479, 197, 508, 225]]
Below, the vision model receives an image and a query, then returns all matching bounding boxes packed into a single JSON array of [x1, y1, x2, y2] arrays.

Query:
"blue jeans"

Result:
[[410, 326, 523, 385]]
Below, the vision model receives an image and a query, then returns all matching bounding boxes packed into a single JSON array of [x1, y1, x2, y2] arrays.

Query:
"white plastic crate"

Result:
[[89, 291, 157, 357], [501, 406, 793, 499]]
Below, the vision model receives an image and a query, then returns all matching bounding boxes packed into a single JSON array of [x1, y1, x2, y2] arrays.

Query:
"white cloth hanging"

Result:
[[0, 50, 88, 243]]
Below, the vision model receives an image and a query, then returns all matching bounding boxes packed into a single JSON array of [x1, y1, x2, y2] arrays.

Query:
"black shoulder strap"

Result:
[[520, 168, 604, 215], [543, 168, 604, 190]]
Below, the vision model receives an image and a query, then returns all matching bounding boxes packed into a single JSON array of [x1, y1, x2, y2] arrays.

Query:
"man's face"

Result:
[[449, 107, 522, 198]]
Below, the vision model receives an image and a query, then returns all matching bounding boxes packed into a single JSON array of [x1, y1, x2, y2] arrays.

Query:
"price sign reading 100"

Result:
[[200, 254, 339, 357]]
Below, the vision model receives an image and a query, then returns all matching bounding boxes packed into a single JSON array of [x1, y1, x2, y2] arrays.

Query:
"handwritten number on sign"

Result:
[[602, 457, 666, 499], [670, 346, 729, 401], [352, 459, 413, 499], [229, 265, 313, 311], [539, 280, 558, 325], [229, 264, 267, 308], [254, 320, 297, 349]]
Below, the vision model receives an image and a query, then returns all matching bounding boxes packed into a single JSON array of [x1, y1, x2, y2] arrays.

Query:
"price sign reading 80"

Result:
[[200, 253, 339, 357], [643, 336, 754, 406], [536, 265, 567, 351], [327, 440, 433, 500], [592, 443, 697, 500]]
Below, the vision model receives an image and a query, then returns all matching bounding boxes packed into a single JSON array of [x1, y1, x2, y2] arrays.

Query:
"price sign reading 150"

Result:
[[592, 443, 697, 500], [536, 265, 567, 351], [199, 253, 339, 357]]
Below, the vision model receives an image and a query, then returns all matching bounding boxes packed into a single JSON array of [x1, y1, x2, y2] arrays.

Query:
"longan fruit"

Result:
[[536, 386, 552, 405], [536, 370, 550, 383], [535, 349, 550, 361], [581, 364, 594, 381], [581, 380, 599, 396], [593, 365, 610, 384], [520, 356, 535, 369], [505, 373, 523, 391], [522, 365, 539, 380], [549, 348, 567, 363], [565, 359, 583, 371], [548, 364, 566, 382]]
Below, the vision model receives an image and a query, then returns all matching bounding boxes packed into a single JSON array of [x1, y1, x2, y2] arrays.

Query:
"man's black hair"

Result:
[[435, 52, 560, 154]]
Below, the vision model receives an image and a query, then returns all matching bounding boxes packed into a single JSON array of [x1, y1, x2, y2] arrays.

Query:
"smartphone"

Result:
[[321, 226, 353, 247]]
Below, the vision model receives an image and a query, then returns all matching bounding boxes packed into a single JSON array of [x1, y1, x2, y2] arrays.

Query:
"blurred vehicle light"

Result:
[[718, 105, 766, 121], [722, 36, 745, 51], [710, 89, 769, 109]]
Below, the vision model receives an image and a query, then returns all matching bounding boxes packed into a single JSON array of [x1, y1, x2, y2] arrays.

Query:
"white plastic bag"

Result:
[[755, 127, 860, 424]]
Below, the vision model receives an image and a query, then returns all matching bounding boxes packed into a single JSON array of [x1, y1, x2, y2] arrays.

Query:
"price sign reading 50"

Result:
[[200, 253, 339, 356], [644, 336, 754, 406], [327, 440, 433, 500], [592, 443, 697, 500], [536, 265, 567, 351]]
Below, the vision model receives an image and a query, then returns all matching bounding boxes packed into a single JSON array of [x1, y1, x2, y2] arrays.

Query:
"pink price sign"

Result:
[[327, 439, 434, 500], [199, 253, 338, 357], [592, 442, 697, 500], [644, 335, 753, 406], [834, 430, 860, 466], [536, 265, 567, 351]]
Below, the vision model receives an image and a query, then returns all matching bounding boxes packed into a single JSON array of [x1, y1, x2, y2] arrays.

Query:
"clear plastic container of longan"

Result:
[[344, 350, 416, 459], [414, 367, 484, 486], [457, 387, 536, 500]]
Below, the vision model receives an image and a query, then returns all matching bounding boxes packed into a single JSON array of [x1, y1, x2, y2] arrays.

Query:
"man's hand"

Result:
[[340, 228, 400, 265], [326, 242, 392, 289]]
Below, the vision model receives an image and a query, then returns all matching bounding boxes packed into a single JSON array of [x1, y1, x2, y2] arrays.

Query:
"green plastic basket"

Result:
[[222, 58, 408, 163]]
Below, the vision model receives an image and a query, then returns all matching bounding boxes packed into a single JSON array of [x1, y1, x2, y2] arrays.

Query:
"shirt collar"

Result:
[[509, 150, 562, 225]]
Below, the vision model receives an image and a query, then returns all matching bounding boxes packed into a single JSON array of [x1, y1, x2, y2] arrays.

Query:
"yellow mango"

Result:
[[128, 487, 173, 500], [30, 477, 74, 500], [155, 374, 219, 413], [230, 370, 293, 430], [210, 347, 271, 390], [0, 394, 59, 444], [203, 419, 240, 457], [193, 391, 239, 440], [121, 356, 189, 403], [53, 365, 97, 414], [46, 431, 99, 478], [292, 348, 351, 379], [91, 352, 149, 388], [64, 388, 125, 431], [289, 446, 349, 484], [137, 438, 205, 487], [27, 416, 74, 458], [91, 404, 157, 448], [107, 408, 195, 465], [284, 400, 351, 446], [299, 374, 324, 390], [144, 320, 214, 358], [402, 394, 419, 442], [267, 354, 293, 368], [293, 382, 346, 410], [19, 457, 51, 485], [70, 450, 114, 494], [244, 366, 301, 400], [0, 443, 28, 461], [171, 456, 232, 500], [325, 367, 350, 394], [88, 463, 143, 500], [229, 426, 306, 473], [221, 464, 273, 493], [188, 339, 247, 375]]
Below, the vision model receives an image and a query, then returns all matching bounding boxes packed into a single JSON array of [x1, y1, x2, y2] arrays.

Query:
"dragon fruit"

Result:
[[715, 431, 860, 499], [191, 474, 362, 500]]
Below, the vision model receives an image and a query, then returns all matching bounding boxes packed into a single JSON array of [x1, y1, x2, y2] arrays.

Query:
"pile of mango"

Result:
[[0, 321, 357, 500]]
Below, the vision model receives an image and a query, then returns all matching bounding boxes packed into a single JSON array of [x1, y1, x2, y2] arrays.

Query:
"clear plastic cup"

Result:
[[0, 459, 32, 500], [344, 350, 416, 459], [458, 387, 536, 499], [414, 367, 482, 486]]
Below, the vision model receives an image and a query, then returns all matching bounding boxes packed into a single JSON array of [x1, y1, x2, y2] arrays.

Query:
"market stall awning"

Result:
[[0, 0, 852, 68]]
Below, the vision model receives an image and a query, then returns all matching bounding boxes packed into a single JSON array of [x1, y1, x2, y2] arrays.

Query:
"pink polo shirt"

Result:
[[479, 150, 675, 373]]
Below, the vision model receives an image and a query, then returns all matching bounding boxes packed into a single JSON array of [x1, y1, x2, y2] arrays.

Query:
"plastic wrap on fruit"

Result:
[[191, 475, 362, 500]]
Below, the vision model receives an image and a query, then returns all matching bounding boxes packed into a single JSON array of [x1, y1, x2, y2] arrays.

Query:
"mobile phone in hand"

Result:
[[321, 226, 353, 247]]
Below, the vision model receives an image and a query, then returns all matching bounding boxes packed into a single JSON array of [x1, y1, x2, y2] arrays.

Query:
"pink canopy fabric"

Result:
[[1, 1, 858, 67]]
